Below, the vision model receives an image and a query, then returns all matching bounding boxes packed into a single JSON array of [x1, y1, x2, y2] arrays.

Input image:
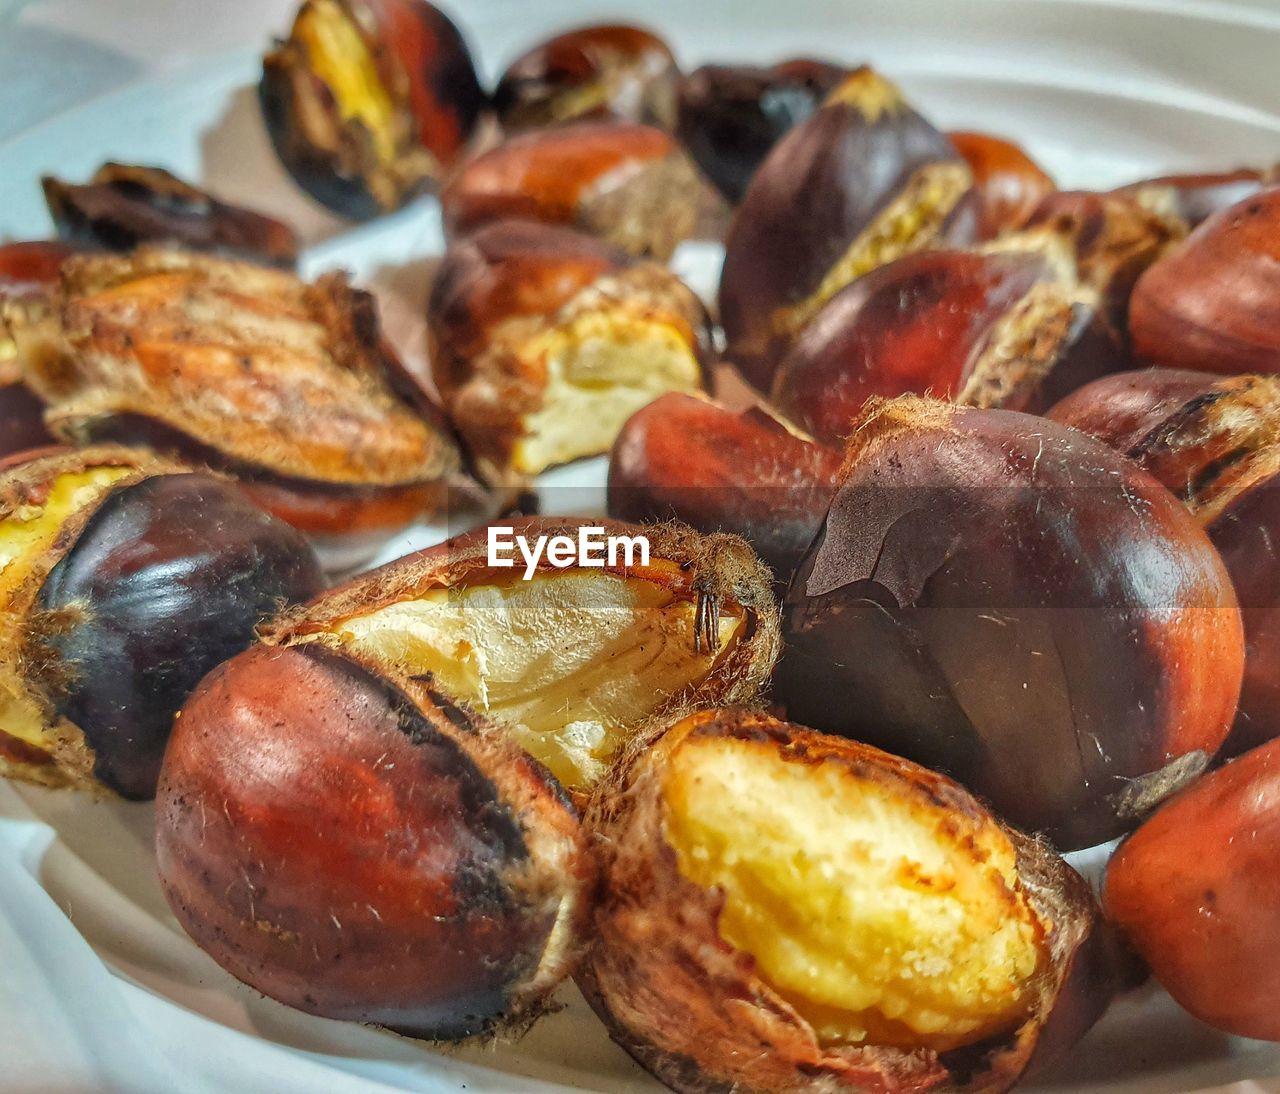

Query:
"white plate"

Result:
[[3, 1, 1280, 1090]]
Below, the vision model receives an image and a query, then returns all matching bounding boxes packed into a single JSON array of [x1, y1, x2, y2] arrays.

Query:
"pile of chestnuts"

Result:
[[3, 1, 1280, 1091]]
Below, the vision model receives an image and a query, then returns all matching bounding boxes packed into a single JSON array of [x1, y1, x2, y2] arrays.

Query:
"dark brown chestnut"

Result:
[[581, 708, 1120, 1093], [1130, 189, 1280, 375], [42, 164, 299, 267], [494, 24, 678, 133], [440, 121, 702, 259], [607, 393, 842, 588], [1048, 369, 1280, 756], [948, 129, 1056, 239], [427, 220, 709, 485], [676, 58, 847, 204], [261, 0, 486, 219], [776, 395, 1245, 851], [156, 642, 593, 1040], [1116, 166, 1278, 230], [0, 446, 323, 798]]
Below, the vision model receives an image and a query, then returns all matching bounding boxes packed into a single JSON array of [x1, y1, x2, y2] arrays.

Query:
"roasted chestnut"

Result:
[[261, 0, 486, 219], [1048, 369, 1280, 756], [718, 66, 978, 391], [1116, 166, 1278, 230], [676, 59, 847, 204], [770, 232, 1123, 444], [494, 24, 678, 133], [776, 395, 1245, 851], [157, 642, 593, 1040], [607, 393, 842, 588], [428, 221, 709, 485], [0, 446, 322, 798], [948, 129, 1056, 239], [260, 517, 779, 794], [42, 164, 299, 267], [1105, 737, 1280, 1041], [9, 248, 462, 559], [581, 708, 1119, 1093], [440, 121, 703, 260], [1130, 189, 1280, 375]]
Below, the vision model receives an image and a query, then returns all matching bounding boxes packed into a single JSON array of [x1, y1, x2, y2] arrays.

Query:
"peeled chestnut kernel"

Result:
[[582, 709, 1118, 1093], [607, 393, 842, 588], [157, 643, 592, 1040], [9, 248, 462, 552], [948, 129, 1056, 239], [440, 121, 703, 260], [1116, 166, 1278, 230], [1049, 369, 1280, 756], [0, 446, 323, 798], [1130, 189, 1280, 375], [1105, 737, 1280, 1040], [494, 24, 678, 133], [776, 395, 1245, 851], [428, 221, 709, 485], [676, 59, 847, 204], [770, 232, 1124, 444], [261, 0, 485, 219], [718, 66, 978, 391], [262, 518, 779, 794]]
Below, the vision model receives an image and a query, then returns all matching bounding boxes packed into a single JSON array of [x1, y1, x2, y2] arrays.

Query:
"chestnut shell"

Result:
[[948, 130, 1056, 239]]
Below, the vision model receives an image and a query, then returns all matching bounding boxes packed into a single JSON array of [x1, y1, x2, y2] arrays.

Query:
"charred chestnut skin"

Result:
[[776, 396, 1245, 851], [494, 24, 678, 133], [1116, 166, 1277, 230], [608, 394, 842, 587], [1105, 738, 1280, 1040], [718, 67, 978, 391], [948, 130, 1056, 239], [1130, 189, 1280, 375], [157, 643, 593, 1040], [676, 59, 847, 204]]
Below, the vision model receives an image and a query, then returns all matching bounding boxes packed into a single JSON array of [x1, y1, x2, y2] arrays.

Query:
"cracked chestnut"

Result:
[[0, 446, 322, 798], [581, 708, 1120, 1093], [1116, 166, 1278, 230], [948, 129, 1056, 239], [776, 395, 1245, 851]]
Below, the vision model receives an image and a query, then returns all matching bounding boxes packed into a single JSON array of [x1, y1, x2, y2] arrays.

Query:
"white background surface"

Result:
[[3, 1, 1280, 1091]]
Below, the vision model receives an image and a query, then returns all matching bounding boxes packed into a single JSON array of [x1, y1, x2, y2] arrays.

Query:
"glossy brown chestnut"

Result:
[[676, 58, 847, 204], [1105, 737, 1280, 1040], [581, 708, 1120, 1093], [440, 121, 703, 259], [607, 393, 842, 587], [1116, 166, 1278, 230], [0, 446, 322, 798], [42, 164, 299, 267], [427, 220, 709, 485], [718, 66, 978, 391], [776, 395, 1245, 851], [262, 517, 779, 795], [9, 248, 462, 556], [1130, 189, 1280, 374], [156, 642, 592, 1040], [494, 24, 678, 133], [1048, 369, 1280, 756], [770, 233, 1124, 444], [948, 129, 1056, 239], [261, 0, 486, 218]]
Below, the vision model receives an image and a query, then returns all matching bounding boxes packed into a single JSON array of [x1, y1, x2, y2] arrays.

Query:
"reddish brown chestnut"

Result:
[[776, 395, 1245, 851], [156, 642, 593, 1040], [1130, 189, 1280, 374], [441, 121, 702, 259], [948, 129, 1056, 239], [1116, 166, 1278, 230], [1049, 369, 1280, 756], [261, 0, 486, 218], [718, 66, 978, 391], [607, 393, 842, 587], [0, 446, 322, 798], [494, 24, 678, 133], [582, 708, 1119, 1093], [1105, 737, 1280, 1040], [676, 59, 847, 204]]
